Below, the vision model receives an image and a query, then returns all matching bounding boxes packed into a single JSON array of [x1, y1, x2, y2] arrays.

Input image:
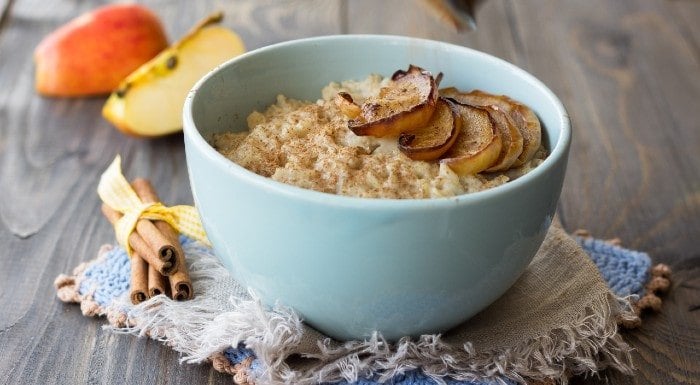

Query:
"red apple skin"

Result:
[[34, 4, 168, 97]]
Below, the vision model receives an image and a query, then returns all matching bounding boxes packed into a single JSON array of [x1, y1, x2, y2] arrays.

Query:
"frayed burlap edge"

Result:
[[54, 244, 672, 385], [211, 293, 639, 385]]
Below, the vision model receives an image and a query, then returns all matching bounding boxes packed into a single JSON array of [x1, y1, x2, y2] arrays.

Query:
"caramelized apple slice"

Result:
[[440, 103, 502, 175], [441, 88, 541, 166], [482, 105, 523, 171], [349, 65, 438, 137], [511, 102, 542, 165], [398, 98, 461, 161], [334, 92, 362, 119]]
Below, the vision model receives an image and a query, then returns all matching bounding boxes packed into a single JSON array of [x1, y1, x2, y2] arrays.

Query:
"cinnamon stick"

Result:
[[148, 264, 169, 298], [167, 235, 193, 300], [133, 211, 177, 265], [129, 252, 149, 304], [162, 220, 193, 300], [131, 178, 193, 300], [101, 204, 176, 275]]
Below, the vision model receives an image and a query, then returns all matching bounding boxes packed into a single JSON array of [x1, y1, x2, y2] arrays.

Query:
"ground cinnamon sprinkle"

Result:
[[211, 75, 545, 199]]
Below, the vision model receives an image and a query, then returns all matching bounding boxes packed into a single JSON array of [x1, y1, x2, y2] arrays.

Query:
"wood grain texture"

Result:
[[0, 0, 697, 384]]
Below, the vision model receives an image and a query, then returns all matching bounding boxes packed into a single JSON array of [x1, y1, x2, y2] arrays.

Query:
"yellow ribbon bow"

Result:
[[97, 155, 210, 255]]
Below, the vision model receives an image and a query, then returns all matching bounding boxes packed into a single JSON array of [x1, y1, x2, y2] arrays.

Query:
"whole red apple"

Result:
[[34, 4, 168, 97]]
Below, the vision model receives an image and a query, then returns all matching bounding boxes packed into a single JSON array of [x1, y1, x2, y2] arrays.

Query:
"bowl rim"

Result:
[[183, 34, 571, 209]]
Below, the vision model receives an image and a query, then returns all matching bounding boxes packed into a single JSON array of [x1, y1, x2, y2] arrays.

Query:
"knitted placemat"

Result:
[[54, 227, 670, 385]]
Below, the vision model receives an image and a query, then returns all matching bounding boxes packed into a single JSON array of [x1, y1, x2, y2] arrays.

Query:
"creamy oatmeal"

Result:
[[211, 74, 546, 199]]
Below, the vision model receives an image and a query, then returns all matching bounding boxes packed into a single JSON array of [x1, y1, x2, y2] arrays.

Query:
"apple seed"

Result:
[[166, 55, 178, 70]]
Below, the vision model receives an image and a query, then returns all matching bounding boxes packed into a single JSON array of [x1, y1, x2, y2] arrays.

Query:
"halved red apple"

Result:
[[398, 98, 461, 161], [348, 65, 438, 137], [440, 103, 503, 175]]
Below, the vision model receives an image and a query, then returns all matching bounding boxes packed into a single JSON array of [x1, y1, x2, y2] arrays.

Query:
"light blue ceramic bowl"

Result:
[[183, 35, 570, 341]]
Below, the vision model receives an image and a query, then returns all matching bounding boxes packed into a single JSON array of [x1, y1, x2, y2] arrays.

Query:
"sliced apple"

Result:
[[398, 98, 461, 161], [102, 12, 245, 137], [348, 65, 438, 137], [511, 103, 542, 165], [440, 103, 502, 175], [334, 92, 362, 119], [482, 105, 523, 171], [441, 88, 541, 166]]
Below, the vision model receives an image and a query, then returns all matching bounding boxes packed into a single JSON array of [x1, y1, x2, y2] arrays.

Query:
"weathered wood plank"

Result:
[[0, 0, 698, 385], [0, 0, 13, 31], [670, 0, 700, 63], [347, 0, 700, 384], [500, 1, 700, 384], [0, 0, 341, 384]]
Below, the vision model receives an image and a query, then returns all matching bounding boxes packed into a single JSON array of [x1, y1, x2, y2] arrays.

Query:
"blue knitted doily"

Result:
[[575, 237, 651, 297], [72, 235, 652, 385]]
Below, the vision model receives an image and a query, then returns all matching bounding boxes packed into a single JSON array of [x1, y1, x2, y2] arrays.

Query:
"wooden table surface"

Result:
[[1, 0, 698, 384]]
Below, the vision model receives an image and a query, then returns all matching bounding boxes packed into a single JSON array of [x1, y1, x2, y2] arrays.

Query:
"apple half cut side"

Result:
[[102, 12, 246, 137], [441, 87, 541, 166], [398, 98, 461, 161], [440, 102, 503, 176], [346, 65, 439, 138]]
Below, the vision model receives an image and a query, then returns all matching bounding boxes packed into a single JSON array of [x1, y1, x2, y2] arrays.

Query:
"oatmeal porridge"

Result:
[[211, 69, 546, 199]]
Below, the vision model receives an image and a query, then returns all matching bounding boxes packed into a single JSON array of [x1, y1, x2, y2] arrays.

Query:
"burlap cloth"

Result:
[[55, 224, 671, 385]]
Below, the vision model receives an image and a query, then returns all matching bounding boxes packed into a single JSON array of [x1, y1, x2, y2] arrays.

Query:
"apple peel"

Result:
[[34, 4, 168, 97]]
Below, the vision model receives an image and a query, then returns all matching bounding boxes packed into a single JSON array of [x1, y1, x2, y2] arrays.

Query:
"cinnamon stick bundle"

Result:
[[101, 177, 194, 304], [131, 179, 193, 301]]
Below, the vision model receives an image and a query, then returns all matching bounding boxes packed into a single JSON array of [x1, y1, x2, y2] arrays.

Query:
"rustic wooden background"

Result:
[[0, 0, 698, 384]]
